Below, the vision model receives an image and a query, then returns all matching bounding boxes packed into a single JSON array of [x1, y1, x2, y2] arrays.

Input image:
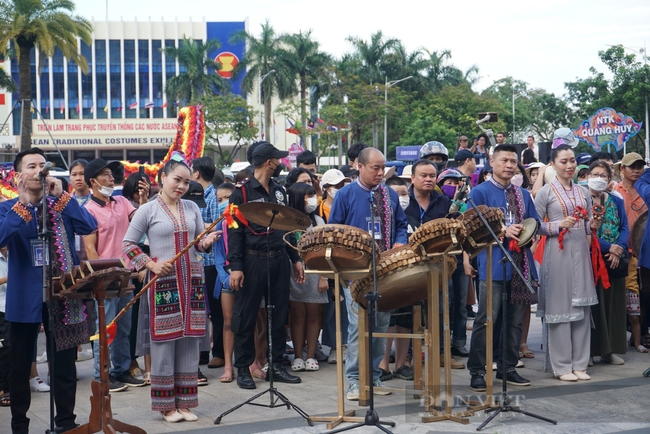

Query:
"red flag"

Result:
[[76, 103, 79, 113], [59, 102, 64, 114]]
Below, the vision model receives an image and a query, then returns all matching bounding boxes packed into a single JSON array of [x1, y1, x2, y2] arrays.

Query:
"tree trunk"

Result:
[[18, 40, 34, 151], [264, 97, 272, 143], [300, 75, 308, 150]]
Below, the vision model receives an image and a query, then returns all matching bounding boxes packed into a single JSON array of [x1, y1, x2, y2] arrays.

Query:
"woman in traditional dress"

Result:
[[534, 144, 600, 381], [122, 156, 220, 422], [587, 161, 629, 364]]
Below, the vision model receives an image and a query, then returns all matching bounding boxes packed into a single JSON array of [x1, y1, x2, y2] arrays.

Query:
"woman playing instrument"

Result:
[[122, 156, 220, 422], [534, 144, 600, 381], [287, 182, 328, 371], [587, 161, 629, 364]]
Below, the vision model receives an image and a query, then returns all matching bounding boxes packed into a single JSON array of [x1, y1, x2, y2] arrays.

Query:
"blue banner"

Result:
[[206, 22, 246, 96], [395, 146, 421, 161]]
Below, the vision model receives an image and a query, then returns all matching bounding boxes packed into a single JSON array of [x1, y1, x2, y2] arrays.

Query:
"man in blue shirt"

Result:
[[466, 144, 540, 392], [329, 147, 409, 401], [0, 148, 97, 434]]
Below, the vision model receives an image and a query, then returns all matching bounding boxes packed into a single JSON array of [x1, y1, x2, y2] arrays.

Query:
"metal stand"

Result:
[[215, 210, 312, 426], [323, 191, 396, 434], [463, 196, 557, 431]]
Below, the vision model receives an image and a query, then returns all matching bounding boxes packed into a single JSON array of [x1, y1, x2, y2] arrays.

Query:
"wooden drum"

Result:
[[297, 224, 377, 279], [460, 206, 505, 255], [409, 218, 465, 255], [350, 245, 447, 311]]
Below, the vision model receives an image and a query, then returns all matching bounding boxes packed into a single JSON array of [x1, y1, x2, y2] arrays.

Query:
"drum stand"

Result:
[[465, 196, 557, 431], [215, 211, 312, 426]]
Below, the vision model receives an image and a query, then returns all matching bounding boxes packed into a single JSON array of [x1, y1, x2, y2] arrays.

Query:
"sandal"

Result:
[[520, 344, 535, 358], [0, 393, 9, 407], [304, 358, 319, 371], [249, 362, 266, 379], [394, 365, 414, 381], [220, 366, 234, 383], [379, 368, 393, 381], [635, 345, 649, 353], [197, 369, 208, 386], [292, 357, 306, 371], [142, 372, 151, 385]]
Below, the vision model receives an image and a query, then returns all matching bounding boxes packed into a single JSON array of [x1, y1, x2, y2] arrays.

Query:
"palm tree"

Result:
[[0, 0, 92, 150], [231, 21, 296, 142], [163, 37, 230, 106], [345, 31, 400, 84], [278, 30, 331, 148], [0, 68, 16, 93]]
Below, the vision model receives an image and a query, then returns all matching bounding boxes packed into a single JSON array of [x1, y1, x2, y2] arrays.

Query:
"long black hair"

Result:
[[517, 162, 531, 189], [284, 167, 314, 190], [287, 182, 317, 227], [123, 171, 151, 202], [550, 144, 574, 162]]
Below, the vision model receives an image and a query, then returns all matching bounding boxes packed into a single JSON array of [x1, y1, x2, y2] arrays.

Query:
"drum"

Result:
[[631, 210, 647, 258], [409, 218, 465, 255], [518, 218, 539, 248], [297, 224, 377, 279], [460, 206, 505, 255], [350, 245, 455, 311]]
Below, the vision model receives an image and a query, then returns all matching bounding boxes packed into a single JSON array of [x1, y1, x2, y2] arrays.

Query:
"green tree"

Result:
[[0, 0, 92, 150], [278, 30, 331, 148], [163, 37, 230, 106], [231, 21, 296, 142], [200, 93, 257, 166], [0, 68, 16, 92], [344, 31, 399, 84]]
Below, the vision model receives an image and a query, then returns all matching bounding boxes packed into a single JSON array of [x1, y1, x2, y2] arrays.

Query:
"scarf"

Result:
[[355, 178, 392, 252]]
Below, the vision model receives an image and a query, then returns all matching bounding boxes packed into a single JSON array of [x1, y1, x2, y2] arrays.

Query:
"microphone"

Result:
[[449, 182, 469, 214], [39, 162, 53, 178], [476, 114, 491, 125]]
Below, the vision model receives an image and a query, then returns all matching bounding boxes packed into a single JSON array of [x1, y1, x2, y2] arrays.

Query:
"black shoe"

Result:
[[108, 376, 128, 392], [237, 367, 256, 389], [266, 363, 301, 383], [496, 370, 531, 386], [451, 346, 470, 357], [470, 374, 486, 392], [52, 424, 80, 434], [115, 372, 146, 387]]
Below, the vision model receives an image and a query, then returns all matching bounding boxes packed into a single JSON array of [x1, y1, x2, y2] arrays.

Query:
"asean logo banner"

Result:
[[573, 107, 642, 152], [214, 52, 239, 79]]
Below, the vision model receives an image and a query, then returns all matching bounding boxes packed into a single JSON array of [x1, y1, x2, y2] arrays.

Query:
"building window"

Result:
[[153, 148, 168, 163], [138, 40, 150, 117], [81, 41, 93, 115], [126, 149, 151, 163], [109, 40, 122, 118], [73, 150, 96, 161], [124, 40, 136, 111], [100, 149, 124, 160], [95, 40, 107, 119], [68, 58, 79, 119]]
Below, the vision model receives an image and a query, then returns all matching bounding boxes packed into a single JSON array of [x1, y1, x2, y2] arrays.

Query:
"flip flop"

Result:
[[0, 393, 9, 407], [197, 369, 208, 386], [142, 372, 151, 385], [520, 344, 535, 358], [220, 366, 234, 383]]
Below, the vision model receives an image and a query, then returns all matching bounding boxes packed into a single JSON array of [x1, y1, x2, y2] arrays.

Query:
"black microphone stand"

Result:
[[215, 210, 312, 426], [465, 195, 557, 431], [325, 190, 396, 434], [39, 171, 57, 434]]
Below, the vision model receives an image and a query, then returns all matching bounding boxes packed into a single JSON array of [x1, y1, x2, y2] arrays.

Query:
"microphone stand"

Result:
[[464, 195, 557, 431], [39, 171, 57, 434], [326, 189, 396, 434]]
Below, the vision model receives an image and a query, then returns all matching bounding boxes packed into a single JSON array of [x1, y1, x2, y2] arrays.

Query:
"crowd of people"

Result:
[[1, 130, 650, 431]]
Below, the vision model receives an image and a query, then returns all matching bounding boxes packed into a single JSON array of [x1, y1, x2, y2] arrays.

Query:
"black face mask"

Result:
[[271, 162, 284, 178]]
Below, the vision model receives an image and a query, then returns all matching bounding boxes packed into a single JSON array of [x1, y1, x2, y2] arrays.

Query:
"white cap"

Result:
[[321, 169, 350, 187], [400, 165, 413, 179]]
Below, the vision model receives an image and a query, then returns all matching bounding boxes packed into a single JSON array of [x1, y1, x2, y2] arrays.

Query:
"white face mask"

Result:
[[97, 184, 114, 197], [305, 196, 318, 213], [399, 196, 410, 211], [511, 174, 523, 187], [328, 187, 339, 199], [588, 177, 608, 192]]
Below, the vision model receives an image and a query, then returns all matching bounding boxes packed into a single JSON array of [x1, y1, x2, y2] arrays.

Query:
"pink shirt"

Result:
[[85, 195, 136, 266]]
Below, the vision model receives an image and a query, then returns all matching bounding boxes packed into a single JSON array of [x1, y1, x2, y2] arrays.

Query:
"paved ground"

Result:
[[3, 315, 650, 434]]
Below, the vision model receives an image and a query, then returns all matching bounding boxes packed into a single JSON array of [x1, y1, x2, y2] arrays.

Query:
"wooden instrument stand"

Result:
[[59, 267, 146, 434]]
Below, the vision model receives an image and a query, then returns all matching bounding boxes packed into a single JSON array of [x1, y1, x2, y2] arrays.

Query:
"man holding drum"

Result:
[[329, 147, 409, 401], [467, 144, 540, 392]]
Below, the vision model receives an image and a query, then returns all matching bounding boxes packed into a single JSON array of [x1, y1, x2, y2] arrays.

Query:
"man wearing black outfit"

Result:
[[228, 142, 305, 389]]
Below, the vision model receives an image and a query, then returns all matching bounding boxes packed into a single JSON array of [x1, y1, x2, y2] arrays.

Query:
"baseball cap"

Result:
[[321, 169, 350, 187], [454, 149, 475, 163], [84, 158, 122, 186], [252, 142, 288, 165], [620, 152, 644, 167], [182, 180, 207, 208], [340, 164, 358, 178], [576, 152, 591, 165]]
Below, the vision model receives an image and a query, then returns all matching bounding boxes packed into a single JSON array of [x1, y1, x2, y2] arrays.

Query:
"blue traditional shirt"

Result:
[[200, 183, 220, 266], [0, 193, 97, 323]]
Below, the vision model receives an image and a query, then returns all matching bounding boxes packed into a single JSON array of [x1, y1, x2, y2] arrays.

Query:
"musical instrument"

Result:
[[294, 224, 377, 280], [518, 218, 539, 248], [238, 202, 310, 231], [56, 259, 132, 299], [409, 218, 465, 254], [350, 245, 455, 311], [631, 210, 647, 258], [460, 205, 505, 254]]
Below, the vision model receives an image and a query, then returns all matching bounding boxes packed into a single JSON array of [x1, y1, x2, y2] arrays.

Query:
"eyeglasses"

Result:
[[588, 173, 609, 179]]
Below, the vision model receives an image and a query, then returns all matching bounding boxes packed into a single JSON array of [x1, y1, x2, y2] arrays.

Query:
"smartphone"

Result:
[[139, 165, 145, 179]]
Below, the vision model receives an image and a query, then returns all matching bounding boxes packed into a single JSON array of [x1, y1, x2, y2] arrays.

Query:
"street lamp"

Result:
[[258, 69, 276, 140], [609, 44, 649, 161], [384, 76, 413, 156], [512, 89, 521, 144]]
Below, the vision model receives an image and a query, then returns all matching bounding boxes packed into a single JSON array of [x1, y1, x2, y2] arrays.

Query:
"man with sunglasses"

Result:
[[614, 153, 649, 353]]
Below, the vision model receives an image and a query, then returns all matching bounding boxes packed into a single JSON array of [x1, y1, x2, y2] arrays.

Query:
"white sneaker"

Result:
[[530, 304, 538, 313], [601, 353, 624, 365], [30, 376, 50, 392], [36, 350, 48, 364], [516, 360, 525, 368], [327, 348, 337, 364], [76, 349, 93, 362], [346, 383, 360, 401], [373, 379, 392, 396], [492, 362, 497, 371]]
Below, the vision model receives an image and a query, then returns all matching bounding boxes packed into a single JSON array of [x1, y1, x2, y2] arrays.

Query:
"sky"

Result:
[[76, 0, 650, 98]]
